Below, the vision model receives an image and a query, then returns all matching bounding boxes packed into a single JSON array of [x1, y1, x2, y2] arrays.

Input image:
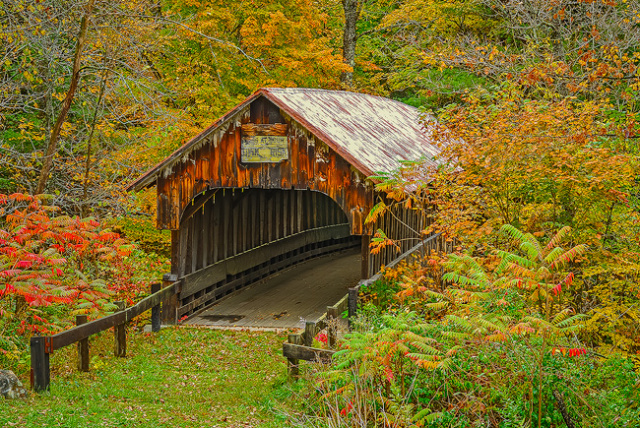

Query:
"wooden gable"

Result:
[[155, 96, 374, 235]]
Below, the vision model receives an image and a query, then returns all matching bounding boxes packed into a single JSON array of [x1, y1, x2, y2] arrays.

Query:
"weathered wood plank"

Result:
[[76, 315, 89, 372], [282, 342, 335, 362], [114, 301, 126, 357], [30, 336, 50, 391]]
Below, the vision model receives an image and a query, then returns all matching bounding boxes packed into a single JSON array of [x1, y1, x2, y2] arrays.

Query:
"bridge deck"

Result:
[[185, 248, 361, 329]]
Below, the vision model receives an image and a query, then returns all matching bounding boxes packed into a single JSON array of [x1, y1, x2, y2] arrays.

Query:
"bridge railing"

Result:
[[176, 224, 359, 320], [30, 281, 178, 392], [282, 232, 449, 376]]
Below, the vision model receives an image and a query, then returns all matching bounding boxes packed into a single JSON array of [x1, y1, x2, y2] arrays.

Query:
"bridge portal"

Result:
[[128, 88, 441, 323]]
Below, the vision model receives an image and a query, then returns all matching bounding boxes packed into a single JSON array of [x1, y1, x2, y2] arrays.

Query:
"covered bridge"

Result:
[[128, 87, 441, 323]]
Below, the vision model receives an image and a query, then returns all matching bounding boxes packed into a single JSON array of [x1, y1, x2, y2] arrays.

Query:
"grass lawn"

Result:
[[0, 327, 304, 427]]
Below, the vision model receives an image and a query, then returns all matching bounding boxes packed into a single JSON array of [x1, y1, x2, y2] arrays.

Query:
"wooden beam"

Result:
[[51, 282, 178, 350], [76, 315, 89, 372], [114, 301, 126, 357], [287, 334, 301, 377], [30, 336, 50, 392], [180, 189, 217, 224], [282, 342, 335, 362], [361, 234, 370, 279]]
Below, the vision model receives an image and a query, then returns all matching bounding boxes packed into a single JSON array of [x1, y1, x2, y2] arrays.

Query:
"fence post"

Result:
[[326, 306, 338, 349], [76, 315, 89, 372], [348, 285, 360, 329], [161, 273, 178, 325], [30, 336, 50, 392], [287, 334, 301, 378], [151, 283, 161, 333], [303, 321, 316, 347], [114, 301, 126, 357]]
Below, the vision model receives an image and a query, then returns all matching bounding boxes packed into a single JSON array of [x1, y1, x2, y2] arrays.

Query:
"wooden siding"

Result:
[[156, 98, 374, 235], [366, 200, 435, 278]]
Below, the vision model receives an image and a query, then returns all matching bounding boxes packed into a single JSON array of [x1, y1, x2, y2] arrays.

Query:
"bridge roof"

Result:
[[128, 87, 439, 191]]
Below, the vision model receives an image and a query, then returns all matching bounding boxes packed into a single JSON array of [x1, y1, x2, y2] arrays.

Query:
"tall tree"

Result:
[[341, 0, 363, 86], [36, 0, 96, 195]]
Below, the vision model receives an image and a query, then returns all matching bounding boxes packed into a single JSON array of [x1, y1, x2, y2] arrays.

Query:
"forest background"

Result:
[[1, 0, 640, 427]]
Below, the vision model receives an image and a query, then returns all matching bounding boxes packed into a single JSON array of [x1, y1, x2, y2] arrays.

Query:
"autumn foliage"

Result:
[[0, 194, 166, 363]]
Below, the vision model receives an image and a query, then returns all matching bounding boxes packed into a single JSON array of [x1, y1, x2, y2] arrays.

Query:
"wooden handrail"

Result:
[[50, 282, 178, 350], [348, 232, 445, 320], [30, 281, 176, 392]]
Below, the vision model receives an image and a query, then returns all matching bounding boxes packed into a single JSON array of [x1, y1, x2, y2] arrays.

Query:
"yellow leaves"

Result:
[[22, 70, 35, 82]]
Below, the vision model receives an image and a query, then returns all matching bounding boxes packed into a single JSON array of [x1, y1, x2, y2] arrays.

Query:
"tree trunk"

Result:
[[81, 64, 109, 216], [341, 0, 360, 87], [35, 0, 96, 195]]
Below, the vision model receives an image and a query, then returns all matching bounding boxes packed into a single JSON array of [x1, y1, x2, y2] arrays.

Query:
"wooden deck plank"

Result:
[[186, 248, 360, 329]]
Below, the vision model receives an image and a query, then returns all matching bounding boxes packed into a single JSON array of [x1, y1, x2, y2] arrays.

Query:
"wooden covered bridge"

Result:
[[127, 87, 442, 327]]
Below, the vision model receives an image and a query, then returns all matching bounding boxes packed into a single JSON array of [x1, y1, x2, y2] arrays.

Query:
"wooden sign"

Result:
[[241, 135, 289, 163]]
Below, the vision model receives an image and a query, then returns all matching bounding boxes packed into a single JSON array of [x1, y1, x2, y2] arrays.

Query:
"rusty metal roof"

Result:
[[128, 88, 440, 191]]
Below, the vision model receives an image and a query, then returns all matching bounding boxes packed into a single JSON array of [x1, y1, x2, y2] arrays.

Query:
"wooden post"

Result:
[[361, 234, 370, 279], [114, 301, 126, 357], [161, 273, 178, 325], [304, 321, 316, 347], [30, 336, 50, 392], [151, 282, 161, 333], [348, 285, 360, 329], [326, 306, 338, 349], [76, 315, 89, 372], [287, 334, 301, 378]]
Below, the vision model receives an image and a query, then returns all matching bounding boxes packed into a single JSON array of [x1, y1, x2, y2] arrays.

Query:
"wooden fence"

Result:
[[30, 282, 177, 392], [32, 232, 449, 390], [282, 233, 450, 375]]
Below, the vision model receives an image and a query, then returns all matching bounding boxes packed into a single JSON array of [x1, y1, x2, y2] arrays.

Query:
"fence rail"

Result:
[[30, 281, 176, 392]]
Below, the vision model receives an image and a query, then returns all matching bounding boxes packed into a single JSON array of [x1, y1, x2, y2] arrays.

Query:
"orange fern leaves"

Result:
[[370, 229, 401, 255], [549, 244, 589, 269]]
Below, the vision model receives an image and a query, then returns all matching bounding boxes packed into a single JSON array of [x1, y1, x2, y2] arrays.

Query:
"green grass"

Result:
[[0, 327, 303, 427]]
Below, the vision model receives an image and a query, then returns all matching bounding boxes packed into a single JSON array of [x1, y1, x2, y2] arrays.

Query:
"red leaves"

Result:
[[0, 193, 143, 334], [316, 332, 328, 344], [552, 272, 575, 295], [552, 347, 587, 357], [339, 401, 354, 416], [384, 367, 394, 382], [14, 260, 32, 269]]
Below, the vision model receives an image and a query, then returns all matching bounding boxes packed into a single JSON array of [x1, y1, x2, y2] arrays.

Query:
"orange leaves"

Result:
[[370, 229, 400, 255], [364, 201, 387, 225]]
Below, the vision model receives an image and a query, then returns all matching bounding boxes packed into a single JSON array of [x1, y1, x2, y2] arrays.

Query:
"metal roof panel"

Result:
[[127, 88, 440, 192]]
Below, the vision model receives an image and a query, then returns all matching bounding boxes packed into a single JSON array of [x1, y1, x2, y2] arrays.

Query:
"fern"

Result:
[[546, 226, 572, 250], [550, 244, 589, 269], [520, 241, 540, 261], [500, 224, 526, 242]]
